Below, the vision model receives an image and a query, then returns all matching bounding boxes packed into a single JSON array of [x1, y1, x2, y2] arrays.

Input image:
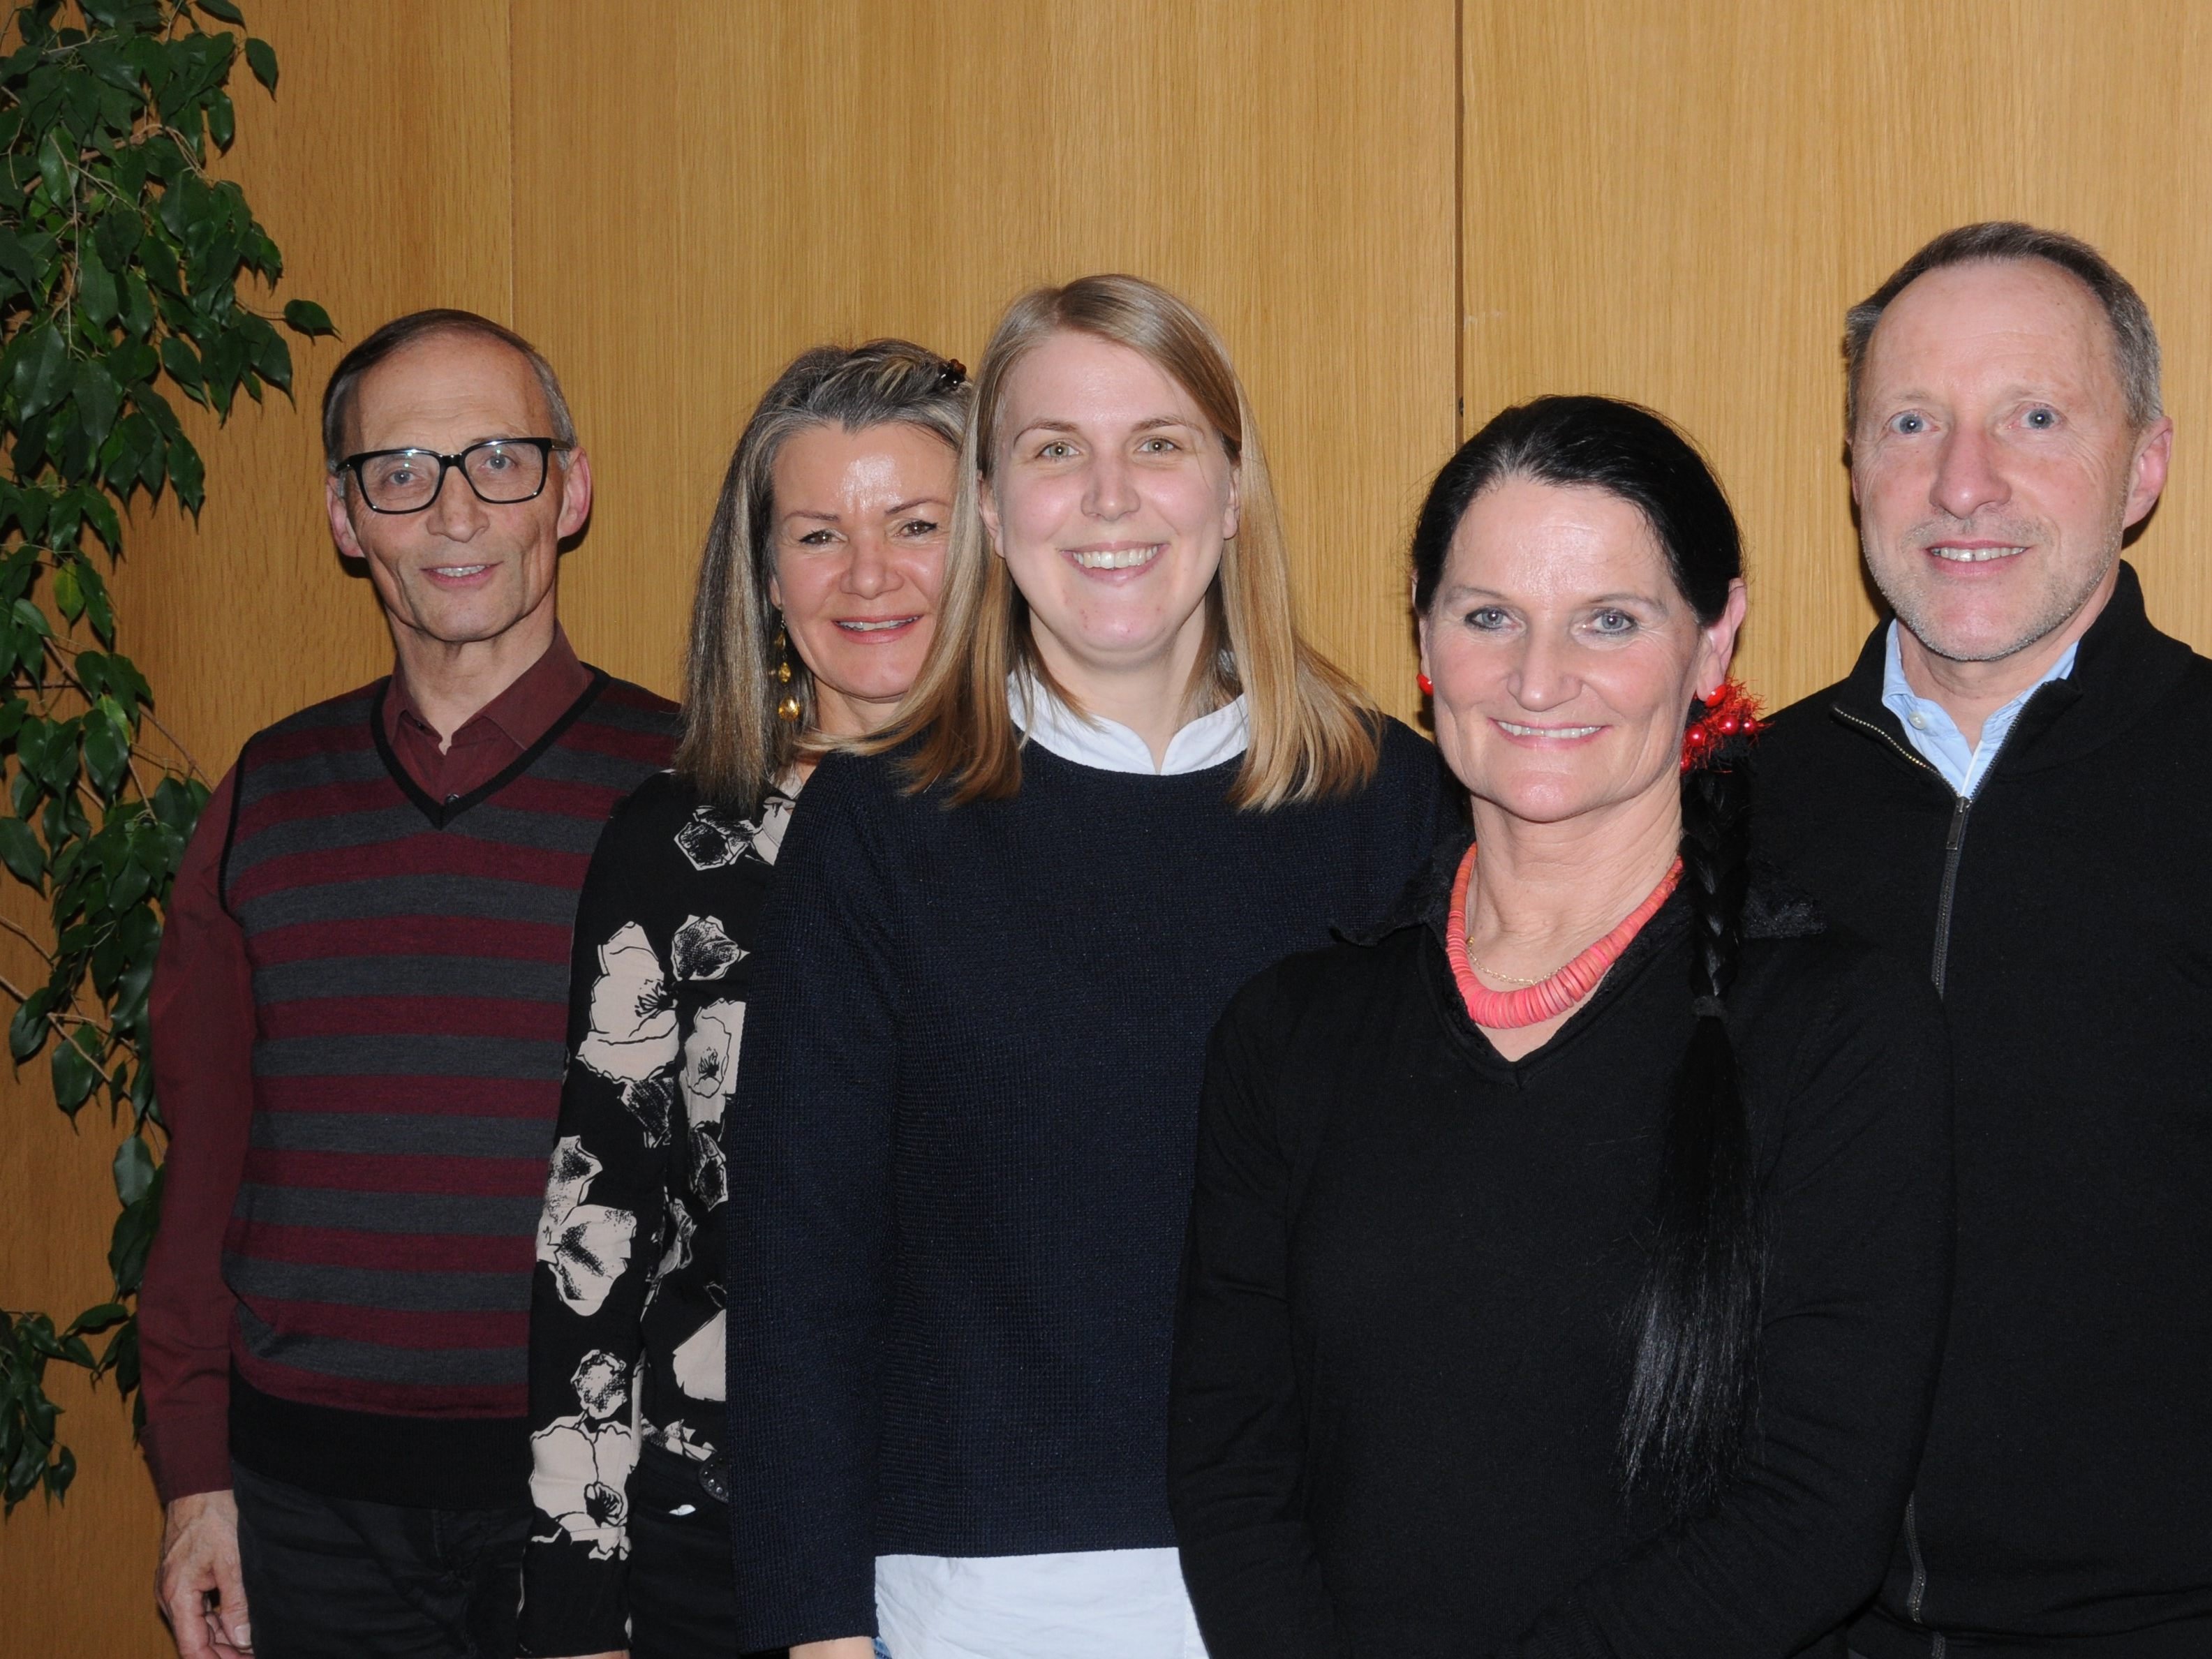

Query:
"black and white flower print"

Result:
[[672, 795, 792, 872], [527, 1349, 637, 1562], [523, 775, 787, 1649], [537, 1138, 636, 1317], [577, 921, 678, 1083], [671, 913, 745, 981], [678, 999, 743, 1130]]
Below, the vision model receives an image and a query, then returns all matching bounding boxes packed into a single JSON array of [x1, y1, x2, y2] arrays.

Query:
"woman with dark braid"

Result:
[[1168, 396, 1954, 1658]]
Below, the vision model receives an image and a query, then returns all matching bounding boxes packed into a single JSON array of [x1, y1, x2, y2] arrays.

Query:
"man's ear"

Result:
[[2125, 415, 2174, 529], [327, 472, 364, 560], [556, 447, 594, 540]]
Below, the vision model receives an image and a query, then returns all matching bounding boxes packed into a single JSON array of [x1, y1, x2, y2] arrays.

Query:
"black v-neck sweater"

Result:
[[1754, 564, 2212, 1658], [1168, 850, 1953, 1658], [721, 721, 1457, 1651]]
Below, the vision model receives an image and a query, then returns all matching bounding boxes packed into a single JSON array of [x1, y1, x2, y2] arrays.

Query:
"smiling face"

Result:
[[979, 329, 1239, 701], [1418, 476, 1744, 827], [1852, 257, 2172, 667], [325, 331, 588, 652], [766, 420, 954, 739]]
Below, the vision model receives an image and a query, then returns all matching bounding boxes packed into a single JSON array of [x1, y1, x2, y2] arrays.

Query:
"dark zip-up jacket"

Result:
[[1753, 563, 2212, 1658]]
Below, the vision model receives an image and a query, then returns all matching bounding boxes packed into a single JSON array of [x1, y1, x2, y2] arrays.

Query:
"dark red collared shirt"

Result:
[[139, 629, 594, 1502]]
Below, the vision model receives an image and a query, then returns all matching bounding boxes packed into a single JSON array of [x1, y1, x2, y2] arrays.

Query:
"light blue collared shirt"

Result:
[[1880, 620, 2077, 798]]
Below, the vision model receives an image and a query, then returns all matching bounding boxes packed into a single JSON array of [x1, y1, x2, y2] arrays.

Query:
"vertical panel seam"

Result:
[[1453, 0, 1466, 442], [505, 0, 517, 326]]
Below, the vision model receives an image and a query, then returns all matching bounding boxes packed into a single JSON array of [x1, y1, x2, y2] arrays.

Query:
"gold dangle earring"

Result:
[[773, 626, 803, 723]]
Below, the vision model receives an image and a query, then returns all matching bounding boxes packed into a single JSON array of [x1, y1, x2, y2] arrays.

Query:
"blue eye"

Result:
[[2024, 406, 2058, 429], [1891, 412, 1927, 435], [1466, 607, 1510, 630], [1590, 609, 1635, 634]]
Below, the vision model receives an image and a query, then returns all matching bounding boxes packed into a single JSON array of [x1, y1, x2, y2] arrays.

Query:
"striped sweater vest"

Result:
[[218, 671, 676, 1434]]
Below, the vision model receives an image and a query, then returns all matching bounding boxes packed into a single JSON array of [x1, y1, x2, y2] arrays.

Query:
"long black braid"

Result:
[[1411, 396, 1762, 1519]]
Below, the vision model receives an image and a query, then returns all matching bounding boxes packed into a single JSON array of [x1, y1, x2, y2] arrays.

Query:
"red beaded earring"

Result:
[[1418, 672, 1434, 697], [1679, 680, 1765, 772]]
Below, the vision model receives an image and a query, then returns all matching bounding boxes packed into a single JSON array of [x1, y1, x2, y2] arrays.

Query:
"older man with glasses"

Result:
[[138, 310, 678, 1658]]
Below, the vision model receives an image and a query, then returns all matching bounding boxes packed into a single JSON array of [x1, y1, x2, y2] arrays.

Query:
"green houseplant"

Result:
[[0, 0, 331, 1510]]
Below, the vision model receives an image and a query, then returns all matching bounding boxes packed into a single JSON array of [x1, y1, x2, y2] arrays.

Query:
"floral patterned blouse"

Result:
[[515, 769, 794, 1655]]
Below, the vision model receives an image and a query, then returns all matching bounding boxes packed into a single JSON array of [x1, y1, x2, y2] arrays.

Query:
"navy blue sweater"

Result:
[[722, 721, 1455, 1649]]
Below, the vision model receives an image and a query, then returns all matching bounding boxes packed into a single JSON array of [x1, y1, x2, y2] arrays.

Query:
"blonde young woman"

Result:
[[515, 341, 970, 1659], [722, 277, 1458, 1659]]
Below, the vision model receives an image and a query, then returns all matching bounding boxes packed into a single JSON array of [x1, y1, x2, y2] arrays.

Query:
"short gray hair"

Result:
[[321, 308, 576, 467], [676, 339, 972, 810], [1843, 221, 2162, 433]]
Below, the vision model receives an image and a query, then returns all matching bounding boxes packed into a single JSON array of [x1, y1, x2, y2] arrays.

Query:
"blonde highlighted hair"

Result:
[[675, 339, 970, 810], [874, 274, 1379, 809]]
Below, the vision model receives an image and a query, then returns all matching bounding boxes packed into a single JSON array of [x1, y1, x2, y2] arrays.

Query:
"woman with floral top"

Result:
[[515, 341, 972, 1659]]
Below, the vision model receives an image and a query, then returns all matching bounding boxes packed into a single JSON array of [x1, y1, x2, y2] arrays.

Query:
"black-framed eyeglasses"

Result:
[[337, 438, 567, 514]]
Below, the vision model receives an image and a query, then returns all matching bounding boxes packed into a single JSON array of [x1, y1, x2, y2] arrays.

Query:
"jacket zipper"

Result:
[[1832, 708, 1961, 1648]]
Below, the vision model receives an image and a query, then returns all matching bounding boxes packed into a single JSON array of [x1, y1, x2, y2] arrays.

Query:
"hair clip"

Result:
[[938, 358, 968, 389], [1679, 680, 1765, 773]]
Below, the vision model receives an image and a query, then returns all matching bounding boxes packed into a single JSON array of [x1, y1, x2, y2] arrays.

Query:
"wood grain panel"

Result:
[[1462, 0, 2212, 707], [509, 0, 1460, 724], [0, 6, 511, 1653]]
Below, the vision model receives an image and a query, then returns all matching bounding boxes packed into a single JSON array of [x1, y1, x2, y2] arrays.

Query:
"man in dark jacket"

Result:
[[1756, 221, 2209, 1658]]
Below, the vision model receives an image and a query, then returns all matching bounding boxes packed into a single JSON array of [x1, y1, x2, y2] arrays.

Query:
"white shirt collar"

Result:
[[1880, 620, 2077, 798], [1008, 672, 1250, 776]]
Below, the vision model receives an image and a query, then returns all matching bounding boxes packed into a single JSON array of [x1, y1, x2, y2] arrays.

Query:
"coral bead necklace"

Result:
[[1446, 843, 1683, 1029]]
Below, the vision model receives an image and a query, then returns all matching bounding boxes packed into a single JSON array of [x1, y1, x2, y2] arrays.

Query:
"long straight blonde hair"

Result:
[[873, 274, 1379, 809]]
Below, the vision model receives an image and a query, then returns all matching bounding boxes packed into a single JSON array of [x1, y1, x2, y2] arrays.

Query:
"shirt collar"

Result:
[[386, 625, 592, 750], [1007, 671, 1250, 776], [1879, 620, 2077, 796]]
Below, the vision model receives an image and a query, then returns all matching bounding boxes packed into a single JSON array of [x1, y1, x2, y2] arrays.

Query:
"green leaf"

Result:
[[245, 36, 277, 93], [94, 210, 142, 274], [107, 1173, 161, 1293], [52, 1036, 99, 1115], [73, 359, 122, 450], [111, 1135, 153, 1207], [158, 335, 202, 392], [9, 990, 52, 1061], [168, 439, 205, 511], [45, 1445, 75, 1500], [0, 817, 44, 885], [50, 562, 82, 620], [198, 0, 247, 24], [12, 599, 53, 640], [282, 298, 335, 337], [207, 89, 234, 151], [82, 710, 128, 794], [36, 129, 67, 207], [65, 1304, 127, 1337], [80, 489, 121, 556], [12, 324, 70, 421], [0, 230, 38, 295], [76, 251, 118, 327]]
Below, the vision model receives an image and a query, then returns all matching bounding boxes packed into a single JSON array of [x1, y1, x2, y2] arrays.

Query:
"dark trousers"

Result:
[[232, 1460, 529, 1659], [623, 1445, 788, 1659]]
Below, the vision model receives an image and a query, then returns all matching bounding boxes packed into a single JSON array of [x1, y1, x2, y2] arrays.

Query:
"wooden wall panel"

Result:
[[509, 0, 1460, 726], [0, 6, 511, 1653], [1462, 0, 2212, 708]]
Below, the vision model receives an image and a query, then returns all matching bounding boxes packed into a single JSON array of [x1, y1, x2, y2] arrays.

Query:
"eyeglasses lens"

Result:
[[357, 442, 549, 511], [462, 440, 549, 503]]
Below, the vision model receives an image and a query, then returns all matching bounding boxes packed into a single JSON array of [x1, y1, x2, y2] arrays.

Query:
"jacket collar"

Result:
[[1829, 560, 2192, 778]]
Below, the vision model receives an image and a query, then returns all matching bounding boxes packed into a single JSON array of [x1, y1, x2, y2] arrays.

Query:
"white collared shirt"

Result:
[[1009, 672, 1250, 775], [1880, 621, 2077, 798], [866, 674, 1230, 1659]]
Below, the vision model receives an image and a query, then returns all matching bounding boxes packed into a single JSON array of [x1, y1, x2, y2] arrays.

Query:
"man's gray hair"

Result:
[[320, 308, 576, 468], [1843, 221, 2162, 433]]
